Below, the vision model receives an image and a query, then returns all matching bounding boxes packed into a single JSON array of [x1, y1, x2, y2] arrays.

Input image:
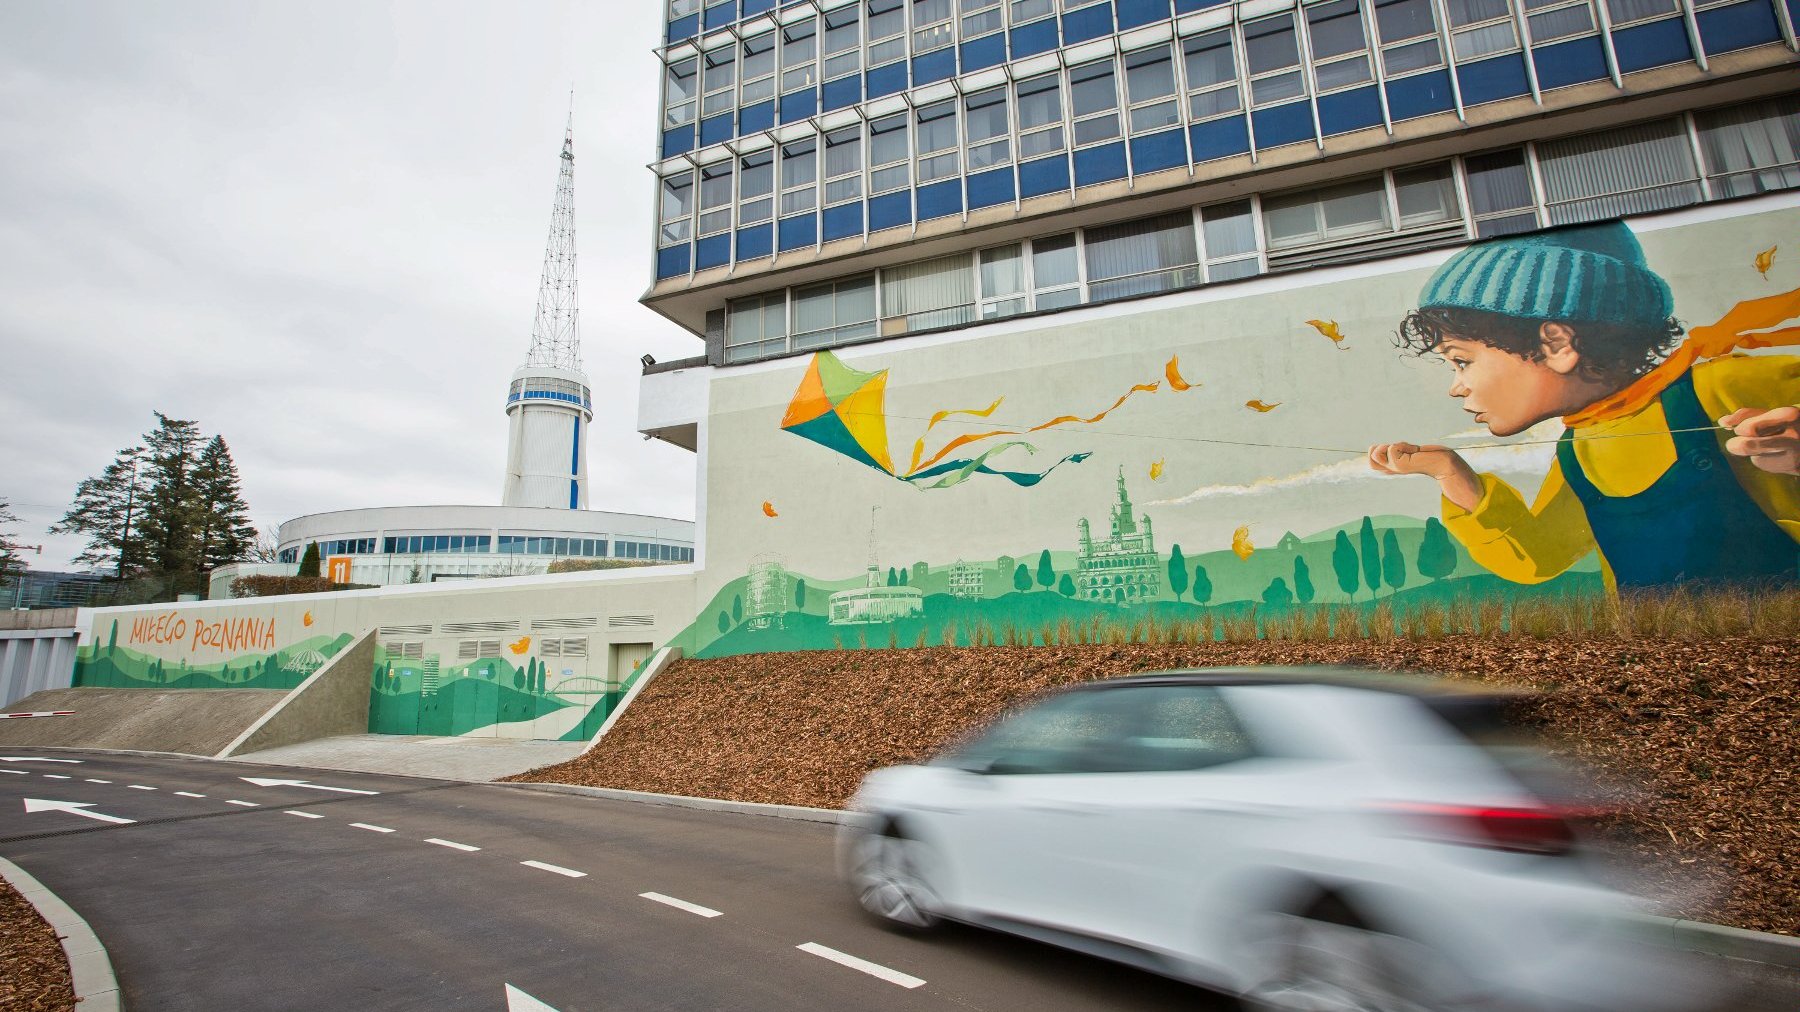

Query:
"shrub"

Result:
[[229, 575, 370, 598]]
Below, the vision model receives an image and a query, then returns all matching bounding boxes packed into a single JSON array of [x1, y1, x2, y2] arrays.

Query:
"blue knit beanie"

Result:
[[1418, 222, 1674, 330]]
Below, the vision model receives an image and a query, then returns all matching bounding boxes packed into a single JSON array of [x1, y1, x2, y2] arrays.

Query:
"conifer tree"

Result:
[[1358, 517, 1381, 597], [1332, 530, 1360, 599], [1382, 529, 1408, 591], [1192, 564, 1212, 605], [193, 436, 257, 572], [138, 413, 207, 595], [1294, 555, 1315, 603], [1035, 550, 1055, 591], [0, 498, 25, 582], [298, 542, 321, 578], [1167, 544, 1189, 602], [51, 445, 151, 578]]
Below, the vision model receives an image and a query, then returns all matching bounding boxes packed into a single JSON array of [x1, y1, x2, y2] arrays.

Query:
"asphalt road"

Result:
[[0, 752, 1795, 1012]]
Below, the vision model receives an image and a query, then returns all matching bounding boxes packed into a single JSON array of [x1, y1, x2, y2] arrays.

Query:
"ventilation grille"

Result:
[[442, 620, 521, 635], [531, 616, 598, 631], [456, 639, 502, 660], [608, 614, 655, 629], [540, 637, 588, 658], [388, 641, 425, 660], [378, 623, 432, 637]]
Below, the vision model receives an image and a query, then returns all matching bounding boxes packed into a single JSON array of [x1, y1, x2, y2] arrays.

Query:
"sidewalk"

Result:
[[225, 733, 583, 782]]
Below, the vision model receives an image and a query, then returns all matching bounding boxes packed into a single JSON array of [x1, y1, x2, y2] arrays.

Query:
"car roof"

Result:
[[1067, 666, 1529, 702]]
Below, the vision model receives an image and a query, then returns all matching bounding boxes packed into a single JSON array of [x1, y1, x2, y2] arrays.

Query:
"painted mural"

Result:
[[674, 208, 1799, 659]]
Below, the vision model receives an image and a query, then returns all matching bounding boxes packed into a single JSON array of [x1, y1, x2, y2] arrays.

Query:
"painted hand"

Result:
[[1368, 442, 1483, 512], [1720, 406, 1800, 475]]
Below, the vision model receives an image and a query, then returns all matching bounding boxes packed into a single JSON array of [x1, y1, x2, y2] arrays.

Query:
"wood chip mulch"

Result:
[[0, 875, 74, 1012], [509, 636, 1799, 936]]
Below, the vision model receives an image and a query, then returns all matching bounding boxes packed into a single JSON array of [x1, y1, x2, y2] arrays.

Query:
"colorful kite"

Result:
[[781, 350, 1196, 490]]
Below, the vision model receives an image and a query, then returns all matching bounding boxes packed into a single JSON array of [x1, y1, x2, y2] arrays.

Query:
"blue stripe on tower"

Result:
[[569, 414, 580, 509]]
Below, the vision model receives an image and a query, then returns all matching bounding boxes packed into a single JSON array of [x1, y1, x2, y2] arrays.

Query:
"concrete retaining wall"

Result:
[[217, 629, 376, 758], [0, 687, 288, 755]]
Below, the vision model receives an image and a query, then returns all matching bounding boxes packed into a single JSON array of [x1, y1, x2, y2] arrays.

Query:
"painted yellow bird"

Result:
[[1231, 525, 1255, 560], [302, 611, 313, 627], [1755, 245, 1777, 280], [761, 500, 779, 517], [1305, 318, 1350, 350], [508, 636, 532, 655], [1245, 399, 1282, 413], [1149, 458, 1166, 481]]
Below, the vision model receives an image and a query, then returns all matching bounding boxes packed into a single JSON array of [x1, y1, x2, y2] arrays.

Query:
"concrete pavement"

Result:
[[225, 732, 585, 781]]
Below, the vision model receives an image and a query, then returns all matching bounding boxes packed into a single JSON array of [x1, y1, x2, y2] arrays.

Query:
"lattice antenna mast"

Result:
[[525, 99, 582, 370]]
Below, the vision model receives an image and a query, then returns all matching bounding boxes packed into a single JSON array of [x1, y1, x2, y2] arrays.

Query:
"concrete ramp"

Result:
[[0, 688, 287, 756]]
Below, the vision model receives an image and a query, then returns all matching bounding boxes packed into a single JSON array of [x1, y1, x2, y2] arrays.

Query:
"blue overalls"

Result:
[[1554, 371, 1800, 589]]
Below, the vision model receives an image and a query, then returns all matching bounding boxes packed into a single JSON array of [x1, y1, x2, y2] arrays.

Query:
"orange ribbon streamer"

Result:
[[1563, 285, 1800, 427]]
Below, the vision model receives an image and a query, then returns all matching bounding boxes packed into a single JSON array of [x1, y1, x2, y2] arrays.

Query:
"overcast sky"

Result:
[[0, 1, 699, 570]]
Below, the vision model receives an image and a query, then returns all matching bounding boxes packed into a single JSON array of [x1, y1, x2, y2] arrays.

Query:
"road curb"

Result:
[[501, 782, 848, 826], [0, 856, 123, 1011], [1630, 913, 1800, 970]]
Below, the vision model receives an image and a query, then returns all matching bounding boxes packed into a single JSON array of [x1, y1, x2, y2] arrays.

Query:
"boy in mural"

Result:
[[1367, 222, 1800, 590]]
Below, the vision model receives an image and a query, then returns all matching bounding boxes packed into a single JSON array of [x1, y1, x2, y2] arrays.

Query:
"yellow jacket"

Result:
[[1443, 354, 1800, 586]]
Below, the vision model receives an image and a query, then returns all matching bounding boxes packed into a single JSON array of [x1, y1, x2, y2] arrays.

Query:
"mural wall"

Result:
[[671, 202, 1800, 659]]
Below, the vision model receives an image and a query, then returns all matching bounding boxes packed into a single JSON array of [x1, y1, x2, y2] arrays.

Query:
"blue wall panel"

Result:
[[869, 191, 912, 232], [1532, 37, 1609, 90], [1251, 100, 1315, 149], [739, 100, 776, 134], [741, 0, 774, 15], [666, 15, 700, 43], [1189, 116, 1250, 162], [778, 213, 817, 252], [704, 2, 736, 30], [822, 201, 864, 242], [1317, 86, 1383, 135], [1384, 70, 1455, 121], [822, 75, 862, 111], [1175, 0, 1228, 10], [1456, 53, 1531, 106], [656, 244, 691, 280], [1009, 18, 1060, 57], [699, 113, 734, 148], [1074, 142, 1129, 186], [960, 34, 1007, 72], [1116, 0, 1171, 28], [966, 167, 1016, 209], [735, 223, 773, 261], [1698, 0, 1782, 53], [780, 88, 817, 124], [912, 48, 956, 85], [1612, 18, 1692, 72], [1063, 4, 1115, 42], [866, 62, 908, 98], [916, 179, 963, 221], [1018, 154, 1071, 197], [1129, 128, 1187, 174], [661, 124, 695, 156], [695, 233, 731, 271]]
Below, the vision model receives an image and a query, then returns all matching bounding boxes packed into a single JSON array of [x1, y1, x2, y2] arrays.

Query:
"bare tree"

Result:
[[247, 524, 283, 563]]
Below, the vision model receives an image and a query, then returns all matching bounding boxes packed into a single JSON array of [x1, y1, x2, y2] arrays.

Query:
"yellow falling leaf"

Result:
[[1231, 525, 1255, 560], [508, 636, 532, 655], [1165, 355, 1197, 391], [1755, 245, 1777, 280], [1245, 399, 1282, 413], [761, 500, 779, 517], [1304, 318, 1350, 350], [302, 611, 313, 627], [1149, 459, 1165, 482]]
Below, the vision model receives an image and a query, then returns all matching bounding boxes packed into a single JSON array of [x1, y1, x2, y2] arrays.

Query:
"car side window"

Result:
[[942, 691, 1138, 775], [1109, 685, 1255, 772], [942, 685, 1254, 775]]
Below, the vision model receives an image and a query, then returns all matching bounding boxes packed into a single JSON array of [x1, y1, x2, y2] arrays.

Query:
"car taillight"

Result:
[[1381, 802, 1578, 855]]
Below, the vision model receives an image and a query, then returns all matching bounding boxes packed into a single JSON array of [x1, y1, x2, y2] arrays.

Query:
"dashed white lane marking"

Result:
[[796, 943, 926, 989], [639, 892, 723, 918], [350, 823, 395, 833], [127, 784, 156, 790], [225, 800, 258, 807], [520, 860, 585, 878], [0, 770, 25, 775], [425, 838, 480, 852], [43, 774, 71, 780], [174, 791, 205, 798], [84, 779, 110, 783], [285, 811, 324, 819]]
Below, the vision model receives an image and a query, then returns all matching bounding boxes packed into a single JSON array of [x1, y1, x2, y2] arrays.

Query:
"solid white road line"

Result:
[[285, 811, 324, 819], [520, 860, 586, 878], [127, 784, 156, 790], [796, 943, 926, 989], [224, 800, 258, 807], [639, 892, 723, 918], [425, 838, 480, 852], [84, 779, 110, 784], [43, 774, 71, 780], [350, 823, 395, 833], [174, 791, 205, 798]]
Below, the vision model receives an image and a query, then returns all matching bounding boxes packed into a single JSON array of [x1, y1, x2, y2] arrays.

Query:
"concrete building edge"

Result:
[[582, 646, 682, 746], [0, 855, 123, 1011]]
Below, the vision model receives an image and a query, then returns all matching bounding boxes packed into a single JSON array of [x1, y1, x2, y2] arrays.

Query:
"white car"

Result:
[[839, 668, 1720, 1012]]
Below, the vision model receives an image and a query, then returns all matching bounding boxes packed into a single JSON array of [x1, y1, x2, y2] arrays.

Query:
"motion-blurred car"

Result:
[[839, 668, 1714, 1012]]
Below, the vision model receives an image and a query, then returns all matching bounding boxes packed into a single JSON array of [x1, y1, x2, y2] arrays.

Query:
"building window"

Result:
[[963, 0, 1005, 39], [1394, 162, 1461, 229], [868, 0, 907, 67], [1306, 0, 1373, 92], [1695, 96, 1800, 199], [1445, 0, 1518, 59], [781, 18, 818, 93], [1463, 148, 1540, 236], [1182, 30, 1242, 121], [659, 171, 693, 246], [1244, 13, 1307, 107], [881, 253, 976, 330], [913, 0, 955, 52], [726, 292, 790, 362], [978, 245, 1028, 319], [698, 161, 733, 237], [823, 6, 862, 80], [916, 100, 960, 182], [781, 138, 818, 215], [669, 0, 700, 17], [1016, 73, 1066, 157], [793, 275, 878, 348], [965, 88, 1012, 170], [1084, 212, 1202, 302], [702, 46, 736, 118], [742, 32, 777, 104], [1374, 0, 1443, 74], [1031, 233, 1082, 309], [1535, 118, 1701, 224], [1200, 200, 1261, 280], [1070, 59, 1122, 146], [870, 113, 910, 193], [739, 149, 774, 225], [664, 58, 698, 128], [1012, 0, 1055, 24], [1262, 175, 1390, 248], [824, 127, 863, 206], [1124, 45, 1181, 133], [1523, 0, 1596, 44]]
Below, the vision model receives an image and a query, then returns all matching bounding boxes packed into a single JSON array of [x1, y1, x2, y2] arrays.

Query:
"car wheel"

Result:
[[847, 825, 942, 932], [1242, 902, 1482, 1012]]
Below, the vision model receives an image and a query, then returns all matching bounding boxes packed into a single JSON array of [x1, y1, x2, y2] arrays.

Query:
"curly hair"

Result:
[[1394, 306, 1683, 386]]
